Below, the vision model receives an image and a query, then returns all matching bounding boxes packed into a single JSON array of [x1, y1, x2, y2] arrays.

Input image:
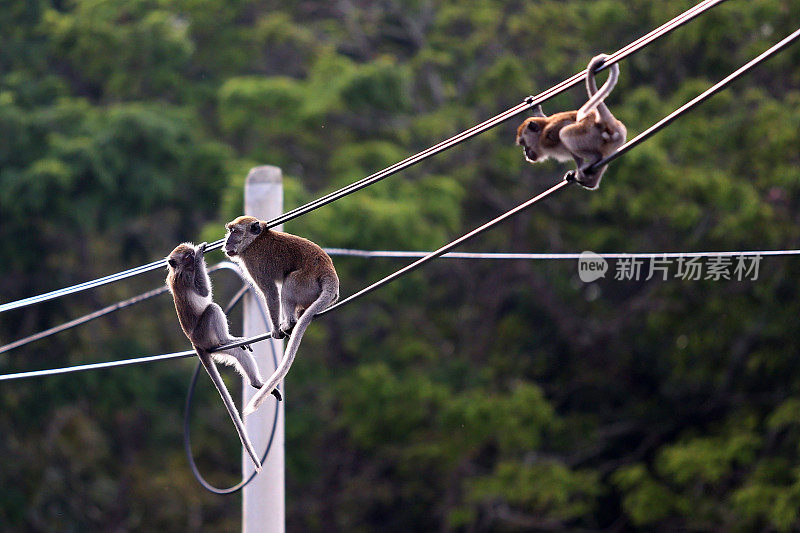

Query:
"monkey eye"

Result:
[[527, 121, 540, 132], [250, 221, 262, 234]]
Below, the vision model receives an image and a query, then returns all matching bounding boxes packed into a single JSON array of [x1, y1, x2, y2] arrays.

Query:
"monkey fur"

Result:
[[224, 216, 339, 415], [516, 54, 626, 190], [166, 241, 278, 471]]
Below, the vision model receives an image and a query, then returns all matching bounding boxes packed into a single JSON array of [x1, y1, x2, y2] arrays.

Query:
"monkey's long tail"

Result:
[[197, 350, 262, 472], [243, 280, 338, 416], [576, 54, 619, 122]]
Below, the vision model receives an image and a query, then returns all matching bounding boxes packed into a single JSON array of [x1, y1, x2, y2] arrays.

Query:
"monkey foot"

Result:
[[565, 169, 600, 190], [272, 329, 287, 340]]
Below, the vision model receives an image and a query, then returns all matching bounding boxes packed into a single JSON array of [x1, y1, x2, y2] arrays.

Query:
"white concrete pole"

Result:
[[243, 166, 285, 533]]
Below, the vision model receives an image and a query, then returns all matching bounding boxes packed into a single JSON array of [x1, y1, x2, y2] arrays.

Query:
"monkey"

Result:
[[516, 54, 626, 190], [223, 215, 339, 416], [166, 241, 280, 471]]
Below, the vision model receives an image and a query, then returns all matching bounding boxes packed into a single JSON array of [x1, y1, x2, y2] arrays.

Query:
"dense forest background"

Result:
[[2, 0, 800, 530]]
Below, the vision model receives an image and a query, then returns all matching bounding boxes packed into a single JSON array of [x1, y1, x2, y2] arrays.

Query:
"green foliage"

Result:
[[467, 461, 602, 525], [612, 464, 677, 526]]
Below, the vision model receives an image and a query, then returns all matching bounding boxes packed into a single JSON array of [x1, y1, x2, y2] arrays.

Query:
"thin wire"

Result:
[[593, 25, 800, 171], [323, 249, 800, 260], [0, 265, 230, 356], [0, 350, 196, 381], [184, 281, 281, 494], [0, 263, 245, 380], [321, 180, 572, 316], [0, 286, 168, 355], [0, 0, 727, 315]]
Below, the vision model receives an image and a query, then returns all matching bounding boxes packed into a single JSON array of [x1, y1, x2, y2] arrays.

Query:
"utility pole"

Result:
[[243, 166, 285, 533]]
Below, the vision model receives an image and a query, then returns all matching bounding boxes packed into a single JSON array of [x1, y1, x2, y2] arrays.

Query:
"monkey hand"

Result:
[[564, 170, 577, 182], [197, 241, 208, 255], [566, 168, 601, 190], [241, 343, 253, 352], [271, 329, 287, 340]]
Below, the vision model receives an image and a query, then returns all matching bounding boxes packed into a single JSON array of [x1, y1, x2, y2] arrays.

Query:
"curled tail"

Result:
[[197, 349, 262, 471], [576, 54, 619, 122], [243, 280, 338, 416]]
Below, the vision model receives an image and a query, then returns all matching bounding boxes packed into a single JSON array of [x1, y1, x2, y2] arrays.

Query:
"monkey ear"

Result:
[[250, 221, 262, 235], [530, 104, 546, 118]]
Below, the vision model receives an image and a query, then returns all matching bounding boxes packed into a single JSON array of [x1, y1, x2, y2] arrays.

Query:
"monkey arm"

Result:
[[193, 243, 211, 297]]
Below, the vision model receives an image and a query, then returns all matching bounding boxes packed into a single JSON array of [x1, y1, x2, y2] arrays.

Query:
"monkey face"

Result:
[[224, 216, 263, 257], [516, 117, 545, 163]]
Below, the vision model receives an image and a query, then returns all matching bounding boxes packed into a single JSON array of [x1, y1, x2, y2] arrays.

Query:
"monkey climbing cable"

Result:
[[179, 179, 571, 354], [0, 263, 281, 493], [0, 180, 569, 381], [1, 22, 799, 381], [0, 0, 728, 315], [184, 279, 281, 495]]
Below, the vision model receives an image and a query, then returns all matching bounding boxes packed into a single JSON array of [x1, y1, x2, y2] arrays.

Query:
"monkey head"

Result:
[[166, 242, 204, 285], [516, 117, 549, 163], [224, 216, 263, 257]]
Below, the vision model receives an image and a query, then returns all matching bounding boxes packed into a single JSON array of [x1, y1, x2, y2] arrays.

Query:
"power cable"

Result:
[[0, 0, 727, 315], [0, 286, 167, 355], [323, 249, 800, 260], [0, 265, 229, 355], [0, 263, 243, 380]]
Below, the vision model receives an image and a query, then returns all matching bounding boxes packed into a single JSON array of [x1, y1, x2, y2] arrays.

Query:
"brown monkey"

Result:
[[166, 241, 278, 471], [516, 54, 626, 189], [224, 216, 339, 415]]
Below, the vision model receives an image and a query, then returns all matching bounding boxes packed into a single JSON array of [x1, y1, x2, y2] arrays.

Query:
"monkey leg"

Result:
[[213, 348, 282, 400], [261, 280, 285, 339], [565, 151, 605, 190], [278, 272, 306, 336], [575, 160, 606, 190]]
